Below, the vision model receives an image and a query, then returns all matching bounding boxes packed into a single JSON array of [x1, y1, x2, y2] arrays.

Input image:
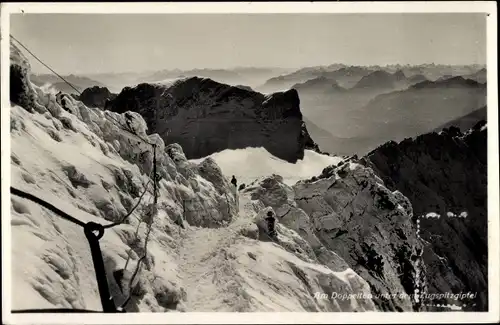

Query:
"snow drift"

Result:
[[190, 147, 343, 186]]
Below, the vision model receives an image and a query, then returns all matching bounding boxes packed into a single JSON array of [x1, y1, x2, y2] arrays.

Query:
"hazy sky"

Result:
[[10, 13, 487, 75]]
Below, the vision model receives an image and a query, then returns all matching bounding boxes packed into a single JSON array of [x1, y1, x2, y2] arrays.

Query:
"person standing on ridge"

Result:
[[231, 175, 237, 189]]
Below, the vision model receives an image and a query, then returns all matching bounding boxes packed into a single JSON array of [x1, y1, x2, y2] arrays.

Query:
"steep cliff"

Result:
[[363, 124, 488, 310], [241, 161, 424, 311], [105, 78, 320, 163]]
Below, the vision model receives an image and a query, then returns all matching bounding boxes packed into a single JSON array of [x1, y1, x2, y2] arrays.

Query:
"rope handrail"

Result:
[[8, 34, 164, 314], [10, 171, 157, 312], [10, 187, 117, 312], [10, 34, 225, 314], [103, 176, 153, 229], [11, 187, 87, 228], [10, 34, 83, 96]]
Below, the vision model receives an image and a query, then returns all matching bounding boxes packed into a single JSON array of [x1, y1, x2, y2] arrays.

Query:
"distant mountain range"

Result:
[[286, 64, 486, 156], [137, 67, 293, 90], [29, 73, 107, 94], [292, 76, 347, 93], [434, 106, 487, 132], [341, 77, 486, 154], [257, 66, 374, 93], [256, 64, 484, 93], [352, 70, 408, 90], [37, 62, 487, 158], [463, 68, 487, 84]]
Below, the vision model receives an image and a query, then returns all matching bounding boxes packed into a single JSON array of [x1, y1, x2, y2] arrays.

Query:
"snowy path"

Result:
[[177, 193, 257, 311]]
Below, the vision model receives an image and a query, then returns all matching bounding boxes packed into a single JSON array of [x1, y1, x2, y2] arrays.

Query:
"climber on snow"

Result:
[[231, 175, 237, 189], [265, 210, 277, 238]]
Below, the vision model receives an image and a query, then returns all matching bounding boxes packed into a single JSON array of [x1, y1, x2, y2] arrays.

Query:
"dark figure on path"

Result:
[[231, 175, 237, 188], [265, 211, 276, 237]]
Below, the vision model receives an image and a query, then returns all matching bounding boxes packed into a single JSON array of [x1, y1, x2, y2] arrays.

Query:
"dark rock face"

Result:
[[10, 43, 37, 112], [77, 86, 117, 109], [364, 123, 488, 310], [294, 163, 422, 311], [106, 77, 320, 162]]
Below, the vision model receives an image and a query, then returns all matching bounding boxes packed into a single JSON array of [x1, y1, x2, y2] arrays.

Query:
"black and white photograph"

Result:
[[1, 2, 498, 324]]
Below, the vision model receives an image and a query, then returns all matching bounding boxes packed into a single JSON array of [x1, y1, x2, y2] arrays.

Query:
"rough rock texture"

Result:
[[9, 42, 382, 313], [242, 167, 424, 312], [105, 77, 320, 163], [364, 124, 488, 311], [10, 42, 239, 312], [77, 86, 117, 109]]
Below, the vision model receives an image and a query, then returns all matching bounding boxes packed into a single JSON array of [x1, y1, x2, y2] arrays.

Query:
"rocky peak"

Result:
[[241, 161, 424, 311], [106, 77, 321, 163], [77, 86, 117, 109]]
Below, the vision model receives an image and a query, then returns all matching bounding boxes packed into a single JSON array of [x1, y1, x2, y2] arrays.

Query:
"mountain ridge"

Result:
[[105, 77, 322, 163], [363, 122, 488, 310]]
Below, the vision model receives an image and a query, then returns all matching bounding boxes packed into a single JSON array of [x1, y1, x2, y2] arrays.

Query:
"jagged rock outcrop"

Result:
[[242, 164, 424, 312], [363, 123, 488, 310], [105, 77, 320, 163], [77, 86, 117, 109]]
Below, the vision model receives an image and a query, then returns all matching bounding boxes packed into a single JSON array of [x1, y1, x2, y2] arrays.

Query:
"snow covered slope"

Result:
[[10, 41, 236, 312], [190, 147, 342, 186], [8, 41, 424, 313]]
